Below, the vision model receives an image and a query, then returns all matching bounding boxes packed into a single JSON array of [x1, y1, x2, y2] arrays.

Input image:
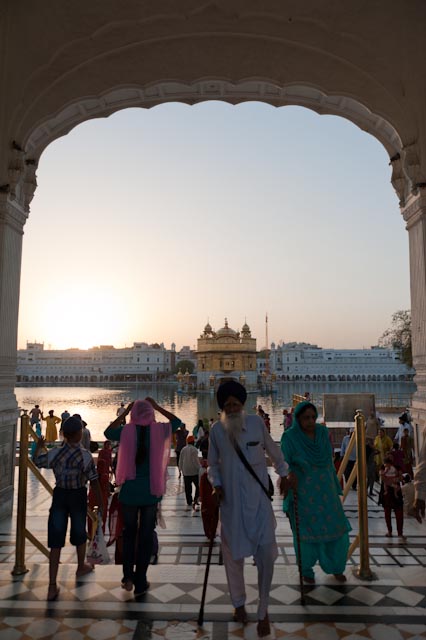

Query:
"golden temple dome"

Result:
[[216, 318, 238, 337]]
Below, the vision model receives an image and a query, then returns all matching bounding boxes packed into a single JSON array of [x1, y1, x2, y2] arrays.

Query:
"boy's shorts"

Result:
[[48, 486, 87, 548]]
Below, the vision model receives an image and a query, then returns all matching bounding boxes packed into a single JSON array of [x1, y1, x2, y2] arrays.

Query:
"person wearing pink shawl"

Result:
[[104, 397, 182, 596]]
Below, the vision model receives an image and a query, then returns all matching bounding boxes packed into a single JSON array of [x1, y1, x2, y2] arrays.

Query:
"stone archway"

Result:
[[1, 2, 426, 518]]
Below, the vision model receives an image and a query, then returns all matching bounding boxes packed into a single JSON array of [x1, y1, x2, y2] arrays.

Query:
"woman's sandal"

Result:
[[333, 573, 347, 583], [47, 584, 60, 601], [303, 575, 316, 584]]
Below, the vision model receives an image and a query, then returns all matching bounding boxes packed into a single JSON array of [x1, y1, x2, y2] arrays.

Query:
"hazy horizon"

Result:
[[18, 102, 409, 351], [19, 325, 394, 353]]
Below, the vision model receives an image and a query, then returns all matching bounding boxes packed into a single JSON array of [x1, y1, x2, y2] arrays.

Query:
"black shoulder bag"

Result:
[[232, 440, 274, 501]]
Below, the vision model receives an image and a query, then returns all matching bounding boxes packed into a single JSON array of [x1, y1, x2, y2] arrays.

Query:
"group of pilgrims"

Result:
[[31, 381, 426, 638]]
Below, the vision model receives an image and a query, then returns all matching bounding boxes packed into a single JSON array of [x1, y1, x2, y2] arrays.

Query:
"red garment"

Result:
[[199, 471, 219, 540], [98, 446, 112, 473], [391, 449, 404, 470], [384, 506, 404, 536], [334, 458, 344, 489], [106, 493, 124, 564]]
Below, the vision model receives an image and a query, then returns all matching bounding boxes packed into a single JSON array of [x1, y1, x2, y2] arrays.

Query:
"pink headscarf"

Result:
[[115, 400, 172, 497]]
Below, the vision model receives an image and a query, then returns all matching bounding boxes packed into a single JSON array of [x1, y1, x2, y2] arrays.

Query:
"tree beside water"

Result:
[[173, 360, 195, 374], [379, 310, 412, 368]]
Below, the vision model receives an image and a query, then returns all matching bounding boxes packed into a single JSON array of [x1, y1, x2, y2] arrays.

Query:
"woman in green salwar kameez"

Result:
[[281, 401, 351, 584]]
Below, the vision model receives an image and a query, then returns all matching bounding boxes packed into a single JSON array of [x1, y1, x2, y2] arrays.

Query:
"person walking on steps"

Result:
[[179, 434, 201, 511]]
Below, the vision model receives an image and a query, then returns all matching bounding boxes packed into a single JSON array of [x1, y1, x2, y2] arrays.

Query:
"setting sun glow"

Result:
[[38, 288, 124, 350]]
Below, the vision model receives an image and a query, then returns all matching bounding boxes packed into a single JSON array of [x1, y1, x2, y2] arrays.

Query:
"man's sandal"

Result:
[[233, 605, 248, 624], [257, 613, 271, 637]]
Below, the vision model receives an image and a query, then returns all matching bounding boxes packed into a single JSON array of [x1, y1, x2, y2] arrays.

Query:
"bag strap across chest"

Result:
[[232, 440, 273, 501]]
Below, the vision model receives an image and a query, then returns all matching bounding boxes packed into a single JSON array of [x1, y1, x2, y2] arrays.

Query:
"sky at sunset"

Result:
[[18, 102, 410, 352]]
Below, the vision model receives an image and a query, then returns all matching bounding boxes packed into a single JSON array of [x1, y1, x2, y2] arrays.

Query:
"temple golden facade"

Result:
[[196, 319, 257, 390]]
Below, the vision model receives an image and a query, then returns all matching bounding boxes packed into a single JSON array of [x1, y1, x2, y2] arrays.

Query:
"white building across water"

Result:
[[257, 342, 414, 382], [17, 342, 175, 384], [17, 338, 414, 385]]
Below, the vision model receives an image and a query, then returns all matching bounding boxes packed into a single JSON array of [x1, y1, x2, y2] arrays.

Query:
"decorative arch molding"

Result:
[[26, 80, 402, 159], [12, 78, 410, 210]]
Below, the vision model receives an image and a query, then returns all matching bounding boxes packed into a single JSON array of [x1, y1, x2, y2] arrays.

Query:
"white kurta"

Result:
[[394, 421, 414, 444], [208, 414, 288, 561]]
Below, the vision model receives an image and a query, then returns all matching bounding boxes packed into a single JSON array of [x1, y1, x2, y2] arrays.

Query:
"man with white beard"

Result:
[[208, 380, 295, 637]]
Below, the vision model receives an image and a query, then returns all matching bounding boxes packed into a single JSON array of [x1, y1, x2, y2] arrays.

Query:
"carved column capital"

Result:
[[0, 193, 28, 234], [401, 188, 426, 230], [390, 153, 407, 205], [402, 141, 423, 190], [0, 143, 38, 215], [8, 144, 25, 199], [22, 160, 38, 212]]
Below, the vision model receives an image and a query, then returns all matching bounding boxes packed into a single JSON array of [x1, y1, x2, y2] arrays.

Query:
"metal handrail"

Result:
[[292, 394, 306, 407], [354, 411, 374, 579], [292, 392, 412, 412], [335, 412, 374, 578]]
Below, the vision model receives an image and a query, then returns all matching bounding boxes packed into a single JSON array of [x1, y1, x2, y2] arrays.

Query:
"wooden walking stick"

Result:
[[197, 503, 219, 627], [293, 487, 306, 606]]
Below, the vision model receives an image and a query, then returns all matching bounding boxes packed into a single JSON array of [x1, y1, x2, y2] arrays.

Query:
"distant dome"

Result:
[[204, 321, 212, 333], [216, 318, 237, 337], [241, 320, 251, 337]]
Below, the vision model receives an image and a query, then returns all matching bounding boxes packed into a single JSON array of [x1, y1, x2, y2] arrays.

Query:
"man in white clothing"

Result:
[[208, 380, 295, 637], [394, 414, 413, 444], [179, 435, 201, 511], [116, 402, 127, 425]]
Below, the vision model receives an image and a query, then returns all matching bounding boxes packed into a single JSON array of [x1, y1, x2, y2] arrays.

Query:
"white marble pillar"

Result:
[[0, 193, 27, 519], [402, 188, 426, 459]]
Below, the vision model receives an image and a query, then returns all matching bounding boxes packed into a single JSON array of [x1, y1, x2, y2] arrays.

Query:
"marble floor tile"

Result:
[[394, 556, 420, 565], [0, 630, 24, 640], [54, 631, 86, 640], [396, 623, 426, 633], [186, 584, 224, 603], [334, 622, 367, 632], [348, 586, 385, 605], [149, 584, 187, 603], [69, 583, 108, 601], [306, 586, 345, 605], [387, 586, 425, 606], [306, 623, 340, 640], [180, 556, 199, 564], [368, 624, 405, 640], [25, 618, 61, 639], [86, 620, 123, 640], [269, 584, 301, 605]]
